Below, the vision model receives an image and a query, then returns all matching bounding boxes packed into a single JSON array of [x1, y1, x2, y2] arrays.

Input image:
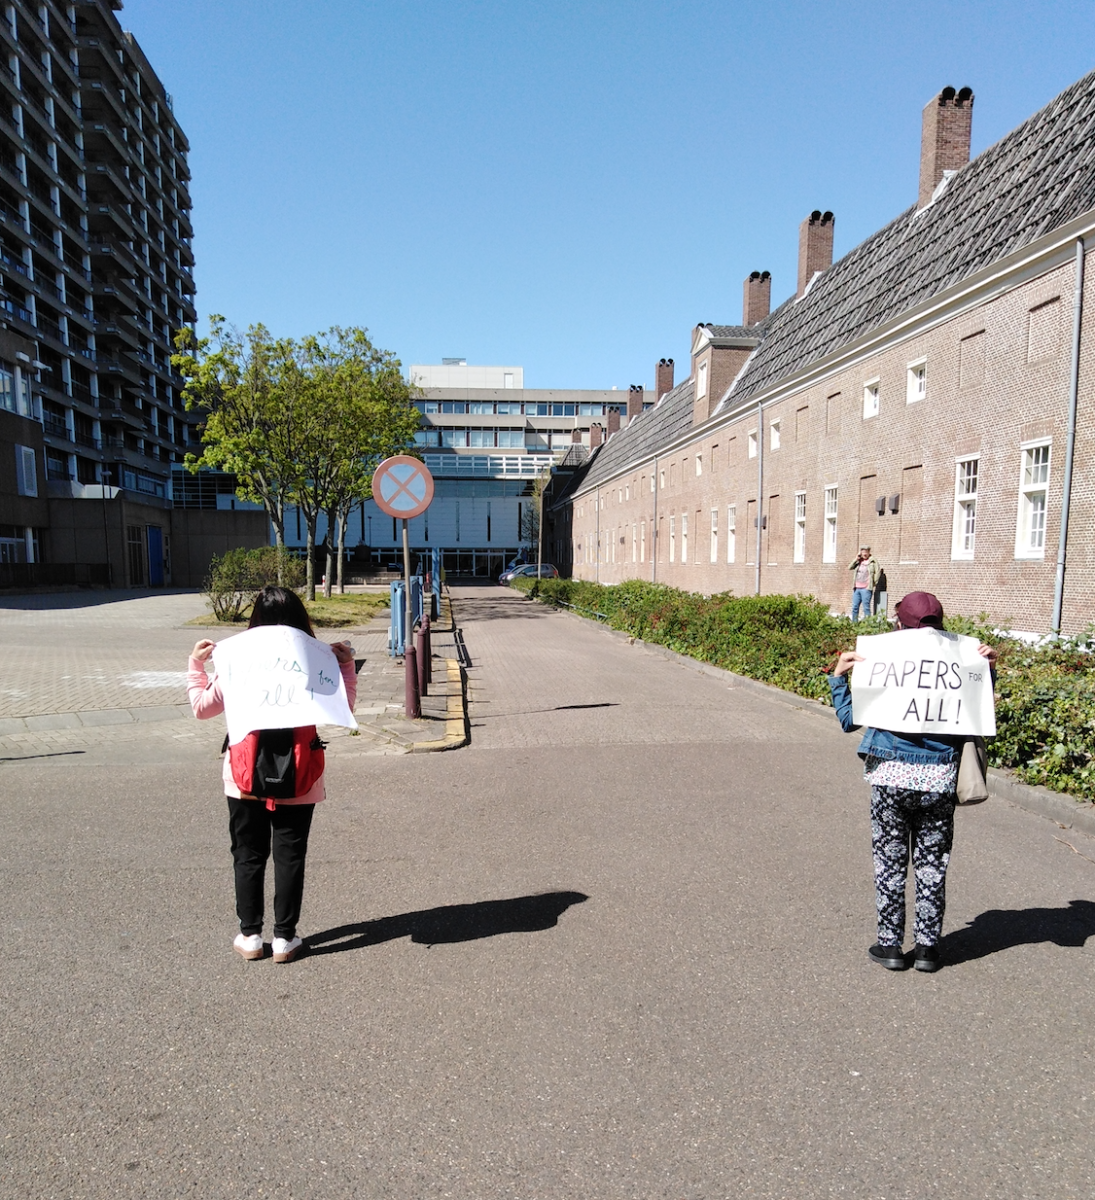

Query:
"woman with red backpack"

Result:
[[188, 586, 357, 963]]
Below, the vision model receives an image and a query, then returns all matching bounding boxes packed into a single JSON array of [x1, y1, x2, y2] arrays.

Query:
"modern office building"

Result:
[[0, 0, 260, 587], [282, 359, 671, 580]]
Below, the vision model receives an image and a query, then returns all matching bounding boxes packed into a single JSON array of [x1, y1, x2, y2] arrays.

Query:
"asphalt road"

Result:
[[1, 585, 1093, 1199]]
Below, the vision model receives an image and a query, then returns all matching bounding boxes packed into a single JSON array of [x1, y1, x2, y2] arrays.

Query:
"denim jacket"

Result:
[[828, 673, 961, 764]]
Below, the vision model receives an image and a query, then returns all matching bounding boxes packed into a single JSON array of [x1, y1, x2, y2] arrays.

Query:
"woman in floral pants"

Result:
[[829, 592, 996, 972]]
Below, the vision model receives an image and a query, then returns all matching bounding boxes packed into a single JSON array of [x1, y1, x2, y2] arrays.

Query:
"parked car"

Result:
[[499, 563, 559, 585]]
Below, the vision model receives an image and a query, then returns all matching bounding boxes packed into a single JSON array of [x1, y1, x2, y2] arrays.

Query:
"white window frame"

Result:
[[747, 430, 757, 459], [770, 419, 781, 451], [793, 491, 806, 563], [907, 358, 927, 404], [681, 512, 688, 564], [669, 514, 676, 563], [659, 469, 665, 490], [863, 378, 880, 419], [632, 523, 637, 563], [640, 520, 646, 563], [727, 505, 736, 564], [710, 508, 718, 562], [822, 485, 838, 563], [1015, 440, 1051, 559], [695, 454, 703, 477], [952, 455, 979, 559], [697, 360, 708, 399]]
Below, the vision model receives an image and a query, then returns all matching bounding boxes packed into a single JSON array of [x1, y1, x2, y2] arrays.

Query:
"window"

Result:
[[952, 456, 979, 559], [681, 513, 688, 564], [632, 523, 637, 563], [659, 469, 665, 489], [770, 419, 781, 451], [907, 358, 927, 404], [697, 360, 708, 399], [726, 505, 736, 563], [1016, 442, 1050, 558], [862, 379, 879, 419], [747, 430, 757, 459], [650, 474, 655, 493], [823, 486, 838, 562], [710, 508, 718, 562], [669, 514, 676, 562], [625, 484, 630, 501], [695, 454, 702, 477], [794, 491, 806, 562], [15, 445, 37, 496], [640, 520, 646, 563]]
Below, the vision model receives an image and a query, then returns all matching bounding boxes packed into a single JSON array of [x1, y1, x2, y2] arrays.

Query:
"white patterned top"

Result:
[[863, 755, 958, 794]]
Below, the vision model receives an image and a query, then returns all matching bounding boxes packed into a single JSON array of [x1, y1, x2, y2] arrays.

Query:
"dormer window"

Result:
[[696, 360, 708, 399]]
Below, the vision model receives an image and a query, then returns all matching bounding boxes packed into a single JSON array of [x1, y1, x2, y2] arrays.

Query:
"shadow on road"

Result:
[[304, 890, 589, 956], [941, 898, 1095, 965]]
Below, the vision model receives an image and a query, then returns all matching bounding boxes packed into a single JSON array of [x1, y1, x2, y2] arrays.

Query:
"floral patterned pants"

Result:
[[870, 786, 956, 947]]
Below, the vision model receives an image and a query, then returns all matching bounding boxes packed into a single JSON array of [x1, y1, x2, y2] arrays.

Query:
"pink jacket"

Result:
[[187, 651, 358, 804]]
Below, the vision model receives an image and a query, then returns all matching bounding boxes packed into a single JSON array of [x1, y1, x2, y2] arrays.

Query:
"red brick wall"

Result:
[[569, 254, 1094, 634]]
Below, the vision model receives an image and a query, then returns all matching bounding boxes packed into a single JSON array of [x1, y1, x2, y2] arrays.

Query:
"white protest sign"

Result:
[[850, 628, 996, 737], [211, 625, 358, 746]]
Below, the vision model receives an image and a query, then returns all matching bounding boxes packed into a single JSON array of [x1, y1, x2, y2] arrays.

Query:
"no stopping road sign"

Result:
[[371, 456, 435, 520]]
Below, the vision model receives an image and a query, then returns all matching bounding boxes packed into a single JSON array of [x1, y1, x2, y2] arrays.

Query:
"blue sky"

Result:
[[122, 0, 1094, 390]]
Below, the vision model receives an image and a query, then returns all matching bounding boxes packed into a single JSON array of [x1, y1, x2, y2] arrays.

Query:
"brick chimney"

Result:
[[655, 358, 674, 400], [571, 427, 582, 443], [606, 408, 621, 438], [627, 385, 644, 420], [743, 271, 771, 325], [918, 86, 974, 208], [589, 423, 603, 449], [797, 211, 834, 297]]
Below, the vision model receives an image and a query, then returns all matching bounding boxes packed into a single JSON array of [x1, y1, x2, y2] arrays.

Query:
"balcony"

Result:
[[43, 414, 70, 439]]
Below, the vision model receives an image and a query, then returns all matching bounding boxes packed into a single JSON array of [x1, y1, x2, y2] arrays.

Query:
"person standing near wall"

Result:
[[829, 591, 997, 972], [848, 546, 880, 622]]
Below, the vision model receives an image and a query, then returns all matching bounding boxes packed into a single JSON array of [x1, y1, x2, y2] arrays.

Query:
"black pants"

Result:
[[227, 798, 315, 940]]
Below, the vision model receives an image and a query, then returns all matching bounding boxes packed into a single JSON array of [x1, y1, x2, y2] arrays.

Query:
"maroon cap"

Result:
[[895, 591, 945, 630]]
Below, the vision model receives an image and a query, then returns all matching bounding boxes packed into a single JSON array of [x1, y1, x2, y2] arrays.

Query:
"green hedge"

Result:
[[512, 576, 1095, 800]]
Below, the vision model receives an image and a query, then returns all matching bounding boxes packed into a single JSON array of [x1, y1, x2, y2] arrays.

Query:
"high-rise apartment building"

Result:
[[0, 0, 214, 586]]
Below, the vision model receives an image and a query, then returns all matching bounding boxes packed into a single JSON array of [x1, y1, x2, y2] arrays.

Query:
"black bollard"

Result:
[[404, 642, 421, 719]]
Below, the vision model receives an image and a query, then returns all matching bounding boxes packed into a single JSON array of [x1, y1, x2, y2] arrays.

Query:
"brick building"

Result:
[[556, 75, 1095, 636]]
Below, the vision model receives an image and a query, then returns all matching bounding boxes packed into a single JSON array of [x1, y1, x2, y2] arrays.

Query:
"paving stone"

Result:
[[76, 708, 135, 727]]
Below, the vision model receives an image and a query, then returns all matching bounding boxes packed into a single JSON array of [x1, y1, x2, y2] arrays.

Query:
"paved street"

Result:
[[2, 585, 1094, 1198]]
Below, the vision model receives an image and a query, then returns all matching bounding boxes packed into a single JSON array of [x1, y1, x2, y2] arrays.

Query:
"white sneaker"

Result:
[[234, 933, 264, 960], [271, 935, 302, 963]]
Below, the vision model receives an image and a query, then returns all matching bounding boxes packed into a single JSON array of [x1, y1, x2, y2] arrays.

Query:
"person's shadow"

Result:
[[304, 890, 588, 956], [940, 899, 1095, 966]]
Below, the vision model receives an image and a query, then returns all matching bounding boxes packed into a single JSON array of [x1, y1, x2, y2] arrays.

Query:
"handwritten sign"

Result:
[[211, 625, 358, 746], [850, 628, 996, 736]]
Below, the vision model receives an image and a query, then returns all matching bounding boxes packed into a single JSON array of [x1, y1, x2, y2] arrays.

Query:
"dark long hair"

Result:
[[248, 586, 315, 637]]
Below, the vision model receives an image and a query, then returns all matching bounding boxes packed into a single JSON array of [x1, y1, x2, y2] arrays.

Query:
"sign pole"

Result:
[[371, 456, 434, 722], [402, 516, 420, 718]]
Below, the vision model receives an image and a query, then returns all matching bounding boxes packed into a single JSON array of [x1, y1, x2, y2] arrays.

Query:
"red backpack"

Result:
[[227, 726, 327, 800]]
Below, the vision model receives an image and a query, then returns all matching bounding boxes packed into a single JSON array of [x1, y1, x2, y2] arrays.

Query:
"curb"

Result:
[[408, 659, 469, 753], [0, 703, 193, 734], [547, 601, 1095, 839]]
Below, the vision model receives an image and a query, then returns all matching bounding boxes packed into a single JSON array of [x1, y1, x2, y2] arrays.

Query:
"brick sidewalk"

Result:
[[0, 588, 466, 758]]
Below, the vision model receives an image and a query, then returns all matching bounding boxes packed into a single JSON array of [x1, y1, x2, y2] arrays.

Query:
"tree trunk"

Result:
[[268, 504, 286, 585], [336, 508, 347, 594], [323, 508, 335, 600], [305, 514, 317, 601]]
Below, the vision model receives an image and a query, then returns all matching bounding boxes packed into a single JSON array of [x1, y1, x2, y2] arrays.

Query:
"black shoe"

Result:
[[913, 945, 940, 972], [868, 943, 907, 970]]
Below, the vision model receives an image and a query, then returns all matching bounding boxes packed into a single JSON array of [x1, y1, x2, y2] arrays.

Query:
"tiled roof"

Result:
[[729, 68, 1095, 403], [556, 379, 695, 497], [569, 69, 1095, 495]]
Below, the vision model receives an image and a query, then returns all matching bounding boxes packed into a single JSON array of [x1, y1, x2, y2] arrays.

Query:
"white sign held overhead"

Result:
[[211, 625, 358, 746], [850, 628, 996, 737]]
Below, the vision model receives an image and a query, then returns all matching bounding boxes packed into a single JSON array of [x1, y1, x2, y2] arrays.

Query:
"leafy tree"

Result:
[[300, 328, 420, 598], [173, 318, 302, 580]]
